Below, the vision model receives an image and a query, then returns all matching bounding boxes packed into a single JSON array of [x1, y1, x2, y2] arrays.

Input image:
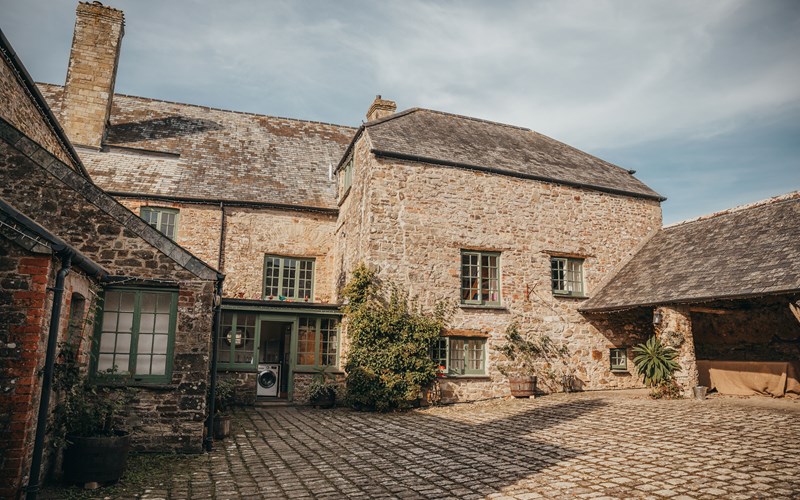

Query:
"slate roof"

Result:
[[38, 84, 356, 210], [361, 109, 663, 201], [580, 192, 800, 312]]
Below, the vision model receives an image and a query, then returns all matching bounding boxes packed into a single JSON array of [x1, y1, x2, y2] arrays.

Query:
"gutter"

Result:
[[370, 149, 667, 203], [106, 191, 339, 216], [0, 29, 91, 179]]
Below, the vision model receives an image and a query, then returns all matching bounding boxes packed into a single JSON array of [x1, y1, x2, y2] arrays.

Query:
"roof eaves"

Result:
[[371, 149, 667, 202], [579, 288, 800, 313]]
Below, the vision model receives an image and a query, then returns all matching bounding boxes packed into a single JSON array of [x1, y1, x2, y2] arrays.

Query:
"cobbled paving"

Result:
[[141, 393, 799, 499]]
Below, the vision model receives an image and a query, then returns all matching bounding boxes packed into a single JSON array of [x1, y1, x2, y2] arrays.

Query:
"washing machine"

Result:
[[257, 364, 280, 397]]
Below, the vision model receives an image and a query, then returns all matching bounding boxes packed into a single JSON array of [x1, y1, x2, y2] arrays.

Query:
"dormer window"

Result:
[[551, 257, 585, 297]]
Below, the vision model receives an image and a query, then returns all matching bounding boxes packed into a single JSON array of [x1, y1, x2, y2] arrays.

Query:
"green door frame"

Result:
[[255, 314, 298, 401]]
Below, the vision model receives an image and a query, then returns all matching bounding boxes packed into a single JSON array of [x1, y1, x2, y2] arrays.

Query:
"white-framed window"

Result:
[[551, 257, 585, 297], [140, 207, 179, 239], [263, 255, 315, 301], [432, 337, 486, 376]]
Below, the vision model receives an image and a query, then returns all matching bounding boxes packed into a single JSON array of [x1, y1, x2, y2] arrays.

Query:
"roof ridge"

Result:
[[36, 82, 358, 131], [665, 190, 800, 229], [418, 108, 532, 132]]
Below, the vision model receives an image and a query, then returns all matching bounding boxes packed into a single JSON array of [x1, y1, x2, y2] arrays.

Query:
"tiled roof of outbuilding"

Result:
[[38, 84, 356, 210], [361, 108, 663, 201], [580, 192, 800, 312]]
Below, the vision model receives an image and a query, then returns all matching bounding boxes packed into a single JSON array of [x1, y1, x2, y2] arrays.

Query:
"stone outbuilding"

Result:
[[581, 192, 800, 397], [0, 23, 220, 498]]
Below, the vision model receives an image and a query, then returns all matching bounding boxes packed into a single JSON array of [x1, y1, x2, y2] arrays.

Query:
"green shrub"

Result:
[[343, 264, 451, 411], [632, 335, 680, 390]]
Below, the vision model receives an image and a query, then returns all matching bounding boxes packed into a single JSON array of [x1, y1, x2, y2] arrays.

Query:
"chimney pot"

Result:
[[366, 95, 397, 122]]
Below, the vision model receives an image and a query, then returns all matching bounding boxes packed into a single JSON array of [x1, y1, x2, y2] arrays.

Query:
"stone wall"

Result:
[[0, 52, 74, 167], [335, 135, 663, 401], [0, 134, 216, 453], [223, 208, 338, 303], [118, 199, 223, 271], [654, 305, 699, 392]]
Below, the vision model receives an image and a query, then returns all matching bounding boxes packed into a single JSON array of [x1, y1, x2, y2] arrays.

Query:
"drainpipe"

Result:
[[204, 274, 225, 452], [25, 252, 72, 500]]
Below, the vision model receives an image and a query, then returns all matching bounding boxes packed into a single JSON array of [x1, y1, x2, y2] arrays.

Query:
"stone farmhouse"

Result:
[[1, 1, 798, 497]]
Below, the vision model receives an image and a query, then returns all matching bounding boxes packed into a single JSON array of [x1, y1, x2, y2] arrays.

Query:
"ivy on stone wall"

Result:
[[342, 264, 451, 411]]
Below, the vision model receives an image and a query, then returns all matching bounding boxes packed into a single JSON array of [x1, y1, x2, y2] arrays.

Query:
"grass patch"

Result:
[[41, 452, 207, 499]]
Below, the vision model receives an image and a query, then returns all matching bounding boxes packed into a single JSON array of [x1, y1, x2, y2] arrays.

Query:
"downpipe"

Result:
[[204, 275, 225, 452]]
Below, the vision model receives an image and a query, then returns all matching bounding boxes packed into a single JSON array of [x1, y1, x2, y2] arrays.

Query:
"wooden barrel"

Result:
[[509, 376, 537, 398]]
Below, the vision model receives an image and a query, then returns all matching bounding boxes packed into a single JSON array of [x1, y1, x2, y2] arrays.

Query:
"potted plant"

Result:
[[497, 322, 568, 397], [53, 366, 134, 486], [308, 367, 338, 409], [213, 377, 237, 439]]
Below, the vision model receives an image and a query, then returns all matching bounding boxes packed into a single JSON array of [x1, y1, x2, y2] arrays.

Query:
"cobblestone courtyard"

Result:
[[69, 392, 800, 499]]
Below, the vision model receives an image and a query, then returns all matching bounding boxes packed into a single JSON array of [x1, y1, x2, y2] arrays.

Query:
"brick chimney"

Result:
[[366, 95, 396, 122], [61, 2, 125, 149]]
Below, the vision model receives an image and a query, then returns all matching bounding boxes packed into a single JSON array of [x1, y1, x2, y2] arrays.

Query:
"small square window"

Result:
[[551, 257, 584, 297], [140, 207, 179, 240], [610, 348, 627, 371]]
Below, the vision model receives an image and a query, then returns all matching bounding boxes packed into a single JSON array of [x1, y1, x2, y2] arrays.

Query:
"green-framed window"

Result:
[[263, 255, 315, 300], [296, 317, 339, 368], [341, 157, 353, 194], [140, 207, 179, 239], [93, 288, 177, 384], [551, 257, 585, 297], [461, 251, 500, 305], [610, 348, 627, 371], [217, 312, 258, 369], [432, 337, 486, 376]]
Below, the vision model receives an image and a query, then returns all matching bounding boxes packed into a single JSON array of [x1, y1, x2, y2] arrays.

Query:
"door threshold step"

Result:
[[255, 400, 294, 407]]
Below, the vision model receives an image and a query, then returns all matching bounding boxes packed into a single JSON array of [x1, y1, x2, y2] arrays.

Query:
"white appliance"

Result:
[[257, 364, 280, 397]]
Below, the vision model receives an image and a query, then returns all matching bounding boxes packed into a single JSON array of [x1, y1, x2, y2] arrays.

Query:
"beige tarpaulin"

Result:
[[696, 360, 800, 397]]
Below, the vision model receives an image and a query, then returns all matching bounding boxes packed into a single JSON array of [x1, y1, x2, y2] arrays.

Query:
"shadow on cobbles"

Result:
[[224, 398, 608, 498]]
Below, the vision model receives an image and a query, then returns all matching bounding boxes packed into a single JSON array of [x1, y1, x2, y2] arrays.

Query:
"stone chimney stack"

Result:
[[366, 95, 397, 122], [61, 1, 125, 149]]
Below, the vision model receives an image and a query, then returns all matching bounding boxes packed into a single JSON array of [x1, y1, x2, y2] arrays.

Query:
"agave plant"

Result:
[[632, 336, 680, 387]]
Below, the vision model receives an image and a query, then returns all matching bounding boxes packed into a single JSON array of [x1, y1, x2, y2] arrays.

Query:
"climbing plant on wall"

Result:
[[342, 264, 451, 411]]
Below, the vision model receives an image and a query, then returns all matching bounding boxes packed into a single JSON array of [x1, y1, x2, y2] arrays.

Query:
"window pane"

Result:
[[114, 355, 129, 373], [100, 332, 116, 352], [450, 339, 465, 373], [140, 313, 155, 333], [297, 317, 316, 365], [141, 292, 157, 313], [104, 291, 120, 310], [282, 259, 297, 298], [153, 334, 169, 354], [136, 355, 151, 375], [151, 355, 167, 375], [138, 334, 153, 353], [431, 338, 448, 369], [320, 318, 338, 366], [117, 312, 134, 333], [102, 312, 118, 332], [154, 314, 170, 334], [119, 292, 135, 312], [116, 334, 131, 353], [97, 353, 114, 372]]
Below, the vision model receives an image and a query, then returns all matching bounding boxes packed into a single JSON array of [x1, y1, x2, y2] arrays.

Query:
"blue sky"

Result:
[[2, 0, 798, 224]]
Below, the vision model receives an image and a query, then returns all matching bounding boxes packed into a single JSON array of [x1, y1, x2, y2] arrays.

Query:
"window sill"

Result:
[[552, 293, 588, 300], [438, 375, 491, 380], [93, 380, 175, 390], [610, 369, 630, 375], [294, 368, 344, 375], [459, 304, 508, 312]]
